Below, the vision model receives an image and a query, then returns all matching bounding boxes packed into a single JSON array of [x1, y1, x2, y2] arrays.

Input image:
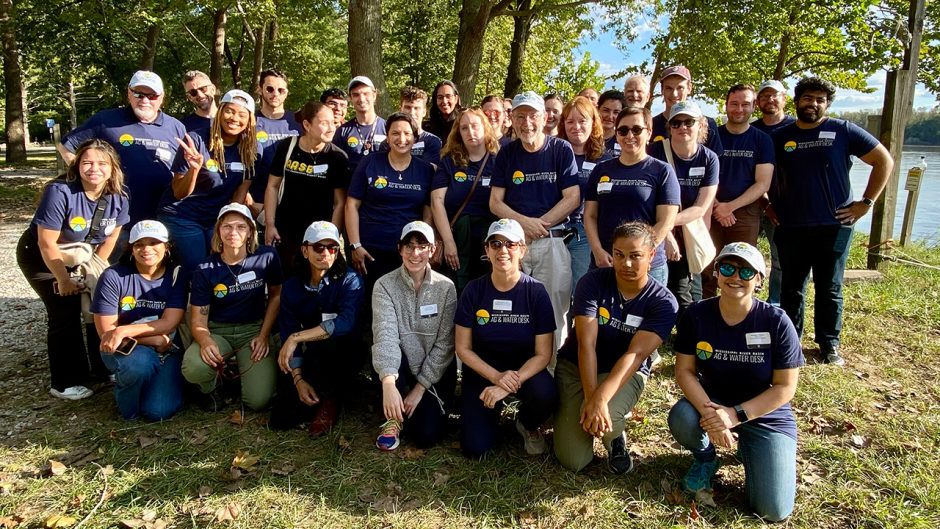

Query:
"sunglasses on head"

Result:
[[131, 90, 161, 101], [307, 242, 339, 255], [265, 86, 288, 95], [486, 239, 521, 250], [669, 118, 696, 129], [615, 125, 646, 137], [187, 85, 211, 97], [718, 262, 758, 281]]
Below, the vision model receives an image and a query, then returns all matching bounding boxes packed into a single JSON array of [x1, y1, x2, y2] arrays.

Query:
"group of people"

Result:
[[17, 64, 895, 523]]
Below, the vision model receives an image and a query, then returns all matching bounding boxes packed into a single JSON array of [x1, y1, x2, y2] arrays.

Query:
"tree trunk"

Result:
[[503, 0, 533, 97], [348, 0, 389, 116], [250, 22, 266, 92], [210, 9, 226, 89], [453, 0, 495, 102], [224, 25, 245, 88], [140, 24, 161, 71], [773, 8, 797, 80], [0, 0, 26, 162]]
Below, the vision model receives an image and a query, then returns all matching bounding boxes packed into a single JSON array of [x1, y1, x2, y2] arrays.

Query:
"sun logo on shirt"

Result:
[[696, 341, 713, 360], [120, 296, 136, 311], [213, 283, 228, 298], [206, 159, 220, 173], [69, 216, 87, 232], [347, 136, 360, 148], [597, 307, 610, 325], [599, 175, 611, 183], [784, 141, 797, 153], [118, 134, 135, 147], [653, 135, 664, 142], [256, 131, 269, 143], [373, 177, 388, 189], [454, 171, 467, 183], [475, 309, 490, 325], [511, 171, 525, 185]]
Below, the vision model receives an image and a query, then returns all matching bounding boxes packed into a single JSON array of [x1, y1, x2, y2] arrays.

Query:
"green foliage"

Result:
[[835, 108, 940, 145]]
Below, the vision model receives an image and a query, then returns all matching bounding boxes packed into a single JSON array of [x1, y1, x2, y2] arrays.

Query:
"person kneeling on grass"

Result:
[[372, 221, 457, 451], [454, 219, 558, 457], [554, 222, 677, 473], [668, 242, 803, 522], [92, 220, 188, 421], [269, 221, 364, 436]]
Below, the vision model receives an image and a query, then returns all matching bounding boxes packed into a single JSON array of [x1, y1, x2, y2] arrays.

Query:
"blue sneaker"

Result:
[[683, 458, 720, 492], [376, 419, 402, 451]]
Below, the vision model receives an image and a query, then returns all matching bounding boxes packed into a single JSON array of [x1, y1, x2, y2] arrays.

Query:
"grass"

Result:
[[1, 188, 939, 526]]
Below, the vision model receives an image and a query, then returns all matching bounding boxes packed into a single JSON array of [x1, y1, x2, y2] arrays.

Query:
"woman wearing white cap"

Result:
[[455, 219, 558, 457], [669, 242, 803, 522], [182, 203, 282, 411], [158, 89, 261, 271], [371, 221, 457, 451], [91, 220, 187, 420], [269, 221, 364, 436]]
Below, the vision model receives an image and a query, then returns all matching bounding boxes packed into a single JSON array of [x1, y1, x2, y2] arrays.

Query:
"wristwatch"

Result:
[[351, 242, 363, 251], [861, 197, 875, 207], [734, 404, 749, 424]]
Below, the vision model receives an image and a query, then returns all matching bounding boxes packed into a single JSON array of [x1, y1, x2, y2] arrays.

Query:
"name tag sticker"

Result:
[[313, 164, 328, 175], [236, 271, 256, 284], [625, 314, 644, 328], [482, 177, 491, 187], [413, 141, 425, 149], [155, 147, 171, 162], [374, 134, 387, 143], [689, 167, 706, 176], [493, 299, 513, 312], [420, 304, 439, 318], [746, 332, 772, 348], [597, 182, 614, 193], [819, 131, 836, 140], [229, 162, 245, 172], [582, 161, 596, 172], [321, 312, 338, 321]]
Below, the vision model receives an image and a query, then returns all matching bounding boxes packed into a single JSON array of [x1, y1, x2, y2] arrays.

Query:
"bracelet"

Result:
[[292, 374, 303, 385]]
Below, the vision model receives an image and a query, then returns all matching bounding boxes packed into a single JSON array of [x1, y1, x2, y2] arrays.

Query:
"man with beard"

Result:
[[333, 76, 387, 173], [59, 71, 186, 230], [770, 77, 893, 366], [252, 69, 302, 220], [703, 84, 773, 300], [623, 75, 650, 109], [650, 65, 723, 156], [179, 71, 217, 132]]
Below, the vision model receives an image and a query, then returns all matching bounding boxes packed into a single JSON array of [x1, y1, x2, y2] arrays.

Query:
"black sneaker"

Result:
[[196, 387, 227, 412], [822, 347, 845, 366], [608, 433, 634, 475]]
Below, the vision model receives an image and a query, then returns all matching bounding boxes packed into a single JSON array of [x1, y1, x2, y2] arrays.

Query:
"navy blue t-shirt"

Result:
[[180, 113, 211, 133], [31, 179, 130, 244], [252, 112, 302, 202], [432, 153, 496, 219], [333, 117, 388, 173], [604, 135, 622, 158], [160, 127, 261, 227], [62, 108, 185, 224], [675, 297, 804, 439], [347, 152, 434, 252], [649, 142, 719, 209], [190, 246, 283, 323], [584, 156, 680, 267], [91, 262, 188, 326], [569, 151, 614, 223], [651, 113, 724, 156], [751, 116, 796, 135], [770, 118, 880, 227], [455, 273, 556, 371], [491, 136, 579, 220], [558, 268, 677, 375], [380, 131, 442, 166], [716, 125, 774, 203]]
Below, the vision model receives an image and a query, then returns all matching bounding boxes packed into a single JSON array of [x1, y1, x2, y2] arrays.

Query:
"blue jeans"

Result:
[[158, 214, 214, 272], [100, 345, 184, 421], [774, 225, 852, 351], [668, 398, 796, 522], [761, 215, 782, 305], [649, 262, 668, 285], [566, 221, 591, 292]]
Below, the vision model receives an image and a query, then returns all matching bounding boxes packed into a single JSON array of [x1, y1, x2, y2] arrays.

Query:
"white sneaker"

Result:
[[50, 385, 93, 401], [515, 419, 547, 455]]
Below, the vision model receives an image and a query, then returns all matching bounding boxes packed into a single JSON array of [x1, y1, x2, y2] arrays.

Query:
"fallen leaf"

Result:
[[190, 430, 209, 446], [372, 494, 398, 512], [138, 435, 158, 448], [695, 489, 717, 507], [67, 494, 86, 508], [0, 514, 24, 528], [228, 410, 245, 426], [901, 439, 923, 450], [357, 486, 376, 504], [637, 480, 655, 496], [802, 472, 824, 485], [517, 510, 538, 528], [150, 520, 167, 529], [197, 485, 212, 497], [101, 465, 114, 476], [400, 498, 423, 511], [397, 446, 425, 460], [431, 470, 450, 487], [840, 420, 857, 433], [337, 436, 351, 450], [232, 450, 260, 471], [43, 515, 76, 528], [689, 501, 700, 521], [0, 481, 13, 494], [578, 503, 595, 518], [850, 434, 870, 448], [141, 510, 156, 522], [45, 460, 67, 477], [119, 520, 144, 529], [215, 503, 241, 522], [629, 407, 646, 422]]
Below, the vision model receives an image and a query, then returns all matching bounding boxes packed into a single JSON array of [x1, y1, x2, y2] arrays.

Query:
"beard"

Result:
[[132, 105, 159, 123]]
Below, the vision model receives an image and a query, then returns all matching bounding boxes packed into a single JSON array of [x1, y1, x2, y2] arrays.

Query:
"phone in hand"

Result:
[[52, 281, 59, 294], [115, 337, 138, 356]]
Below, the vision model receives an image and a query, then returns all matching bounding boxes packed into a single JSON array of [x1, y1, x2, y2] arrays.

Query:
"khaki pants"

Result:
[[522, 236, 572, 358]]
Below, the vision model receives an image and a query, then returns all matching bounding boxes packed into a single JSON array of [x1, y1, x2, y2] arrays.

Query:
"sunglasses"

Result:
[[265, 86, 288, 95], [131, 90, 161, 101], [307, 243, 339, 255], [187, 85, 211, 97], [486, 239, 521, 250], [718, 262, 758, 281], [615, 125, 646, 137], [669, 118, 697, 129]]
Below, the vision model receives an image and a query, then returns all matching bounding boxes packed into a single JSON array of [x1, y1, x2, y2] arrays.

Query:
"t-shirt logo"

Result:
[[597, 307, 610, 325], [118, 134, 135, 147], [653, 135, 664, 142], [784, 141, 797, 153], [69, 216, 87, 232], [256, 131, 269, 143], [373, 177, 388, 189], [696, 341, 713, 360], [511, 171, 525, 185], [454, 171, 467, 183], [475, 309, 490, 325], [347, 136, 360, 148], [213, 283, 228, 298], [120, 296, 136, 311], [206, 159, 220, 173]]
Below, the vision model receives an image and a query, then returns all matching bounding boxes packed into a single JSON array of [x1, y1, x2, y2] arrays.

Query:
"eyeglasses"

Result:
[[436, 94, 456, 101], [718, 262, 758, 281], [403, 243, 432, 254], [187, 85, 211, 97], [669, 118, 697, 129], [131, 90, 161, 101], [615, 125, 646, 137], [486, 239, 521, 251], [308, 243, 339, 255], [265, 86, 288, 95], [325, 100, 347, 109]]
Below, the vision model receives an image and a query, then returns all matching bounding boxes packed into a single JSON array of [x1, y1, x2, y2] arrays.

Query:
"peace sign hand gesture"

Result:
[[176, 133, 204, 172]]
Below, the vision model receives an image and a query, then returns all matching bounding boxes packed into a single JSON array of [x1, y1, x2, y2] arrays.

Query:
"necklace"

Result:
[[222, 255, 245, 284], [354, 120, 376, 155]]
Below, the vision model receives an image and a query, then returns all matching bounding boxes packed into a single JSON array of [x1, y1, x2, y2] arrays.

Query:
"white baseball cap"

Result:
[[668, 101, 704, 121], [129, 220, 169, 244], [757, 80, 786, 95], [217, 203, 255, 225], [485, 218, 525, 243], [347, 76, 375, 91], [400, 220, 435, 244], [128, 70, 164, 95], [716, 242, 766, 276], [511, 91, 545, 113], [303, 221, 341, 245], [220, 89, 256, 114]]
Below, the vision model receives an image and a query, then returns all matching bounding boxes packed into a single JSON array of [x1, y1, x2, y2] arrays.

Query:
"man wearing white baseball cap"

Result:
[[752, 80, 796, 135], [333, 75, 387, 172], [490, 91, 580, 351]]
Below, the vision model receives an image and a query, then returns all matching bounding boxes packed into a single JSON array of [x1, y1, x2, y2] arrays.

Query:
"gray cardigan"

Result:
[[371, 265, 456, 389]]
